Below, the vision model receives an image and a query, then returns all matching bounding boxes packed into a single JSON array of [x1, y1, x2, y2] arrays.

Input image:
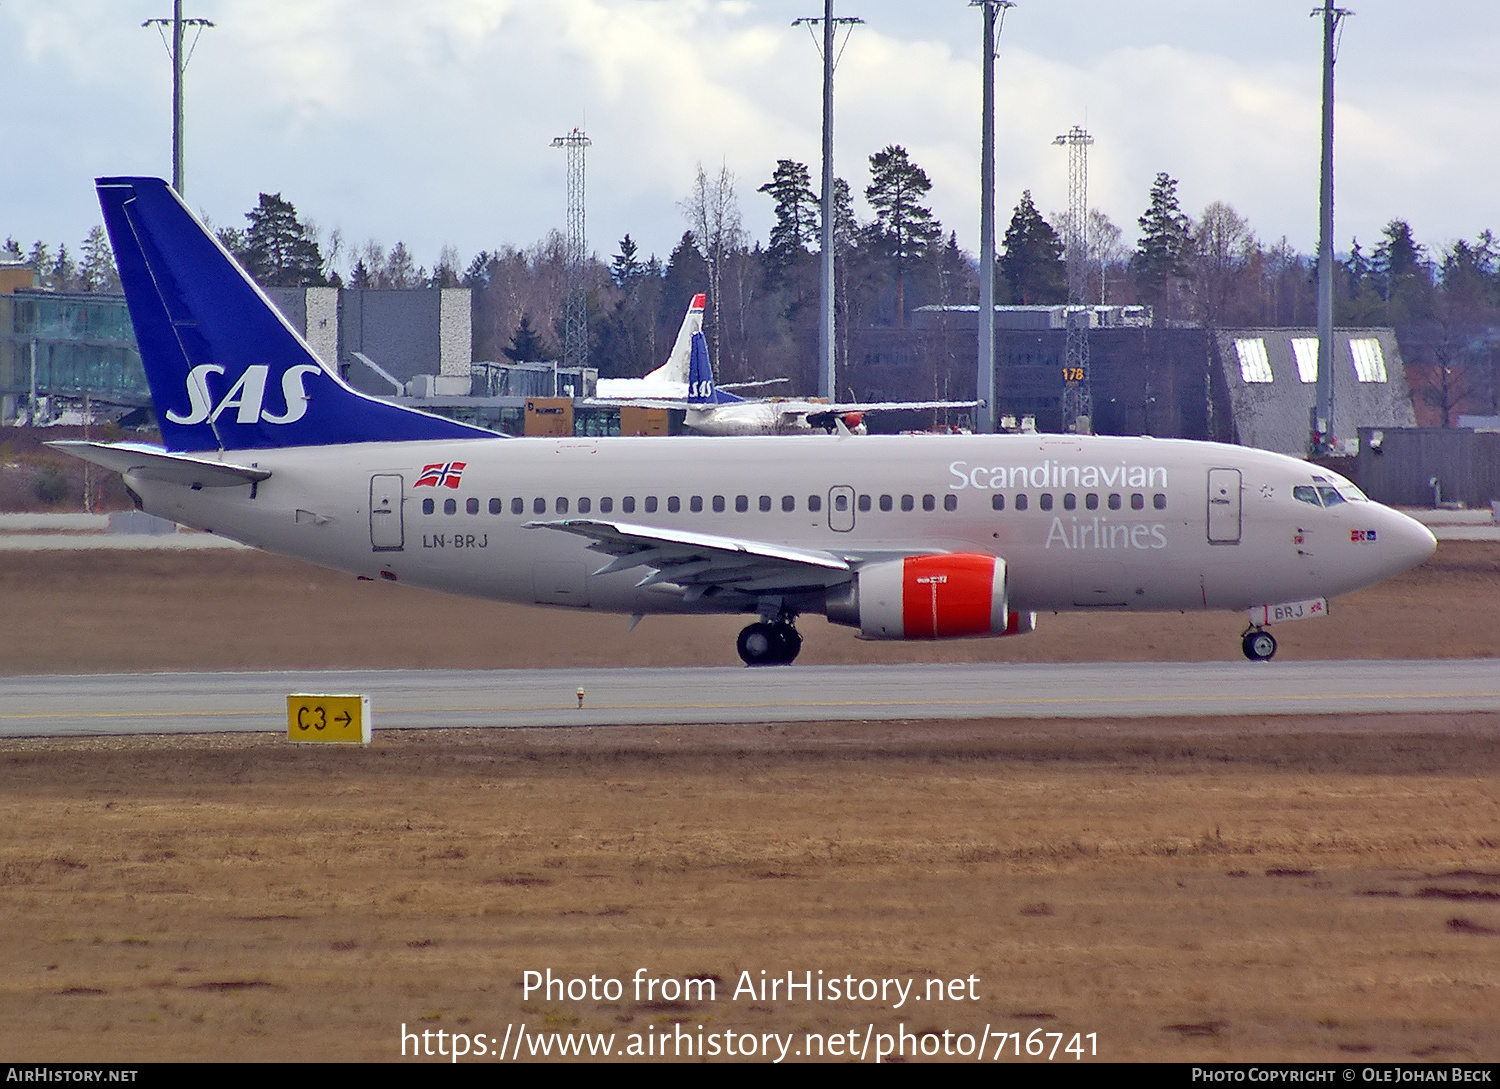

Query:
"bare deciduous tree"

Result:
[[681, 163, 745, 366]]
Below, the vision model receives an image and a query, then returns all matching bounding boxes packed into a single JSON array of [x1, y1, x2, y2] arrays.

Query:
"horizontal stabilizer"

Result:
[[47, 441, 270, 488]]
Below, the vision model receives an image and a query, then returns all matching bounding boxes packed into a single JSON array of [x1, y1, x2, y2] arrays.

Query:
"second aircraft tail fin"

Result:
[[685, 332, 742, 405]]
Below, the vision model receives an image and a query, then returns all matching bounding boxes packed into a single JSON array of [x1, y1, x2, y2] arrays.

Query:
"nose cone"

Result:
[[1377, 505, 1438, 576]]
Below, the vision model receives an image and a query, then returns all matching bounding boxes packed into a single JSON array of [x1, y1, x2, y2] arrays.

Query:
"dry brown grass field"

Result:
[[0, 543, 1497, 1063]]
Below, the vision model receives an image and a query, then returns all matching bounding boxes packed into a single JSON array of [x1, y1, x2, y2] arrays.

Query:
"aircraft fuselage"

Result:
[[124, 431, 1434, 624]]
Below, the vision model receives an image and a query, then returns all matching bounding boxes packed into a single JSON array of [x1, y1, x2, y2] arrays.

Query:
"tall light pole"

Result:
[[971, 1, 1014, 434], [794, 3, 862, 401], [143, 1, 213, 196], [551, 128, 593, 372], [1312, 0, 1351, 456], [1055, 124, 1094, 434]]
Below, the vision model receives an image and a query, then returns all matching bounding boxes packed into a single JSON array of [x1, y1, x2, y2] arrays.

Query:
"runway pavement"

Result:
[[1, 659, 1497, 738]]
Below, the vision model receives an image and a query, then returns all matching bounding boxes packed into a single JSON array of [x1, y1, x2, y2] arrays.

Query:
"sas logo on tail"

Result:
[[167, 363, 321, 426], [415, 462, 466, 488]]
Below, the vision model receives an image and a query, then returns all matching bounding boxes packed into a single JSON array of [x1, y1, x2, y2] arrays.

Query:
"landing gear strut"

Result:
[[1241, 627, 1277, 662], [737, 621, 802, 666]]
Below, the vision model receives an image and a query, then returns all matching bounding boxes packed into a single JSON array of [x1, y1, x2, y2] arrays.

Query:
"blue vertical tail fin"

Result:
[[97, 176, 491, 452], [685, 331, 742, 406]]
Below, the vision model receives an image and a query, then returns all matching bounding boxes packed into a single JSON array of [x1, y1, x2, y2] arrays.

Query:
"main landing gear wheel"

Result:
[[737, 622, 802, 666], [1242, 629, 1278, 662]]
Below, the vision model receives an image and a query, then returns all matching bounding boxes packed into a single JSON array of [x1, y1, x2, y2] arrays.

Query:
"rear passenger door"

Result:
[[370, 474, 404, 551]]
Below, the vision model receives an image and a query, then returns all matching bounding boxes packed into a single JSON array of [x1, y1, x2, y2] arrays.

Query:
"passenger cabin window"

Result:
[[556, 497, 569, 514], [879, 494, 893, 512], [467, 498, 479, 515], [423, 498, 434, 515], [943, 494, 957, 512], [1063, 493, 1076, 511], [511, 497, 524, 515], [901, 494, 915, 512], [1086, 493, 1099, 510], [489, 498, 502, 515], [445, 498, 457, 515], [1153, 493, 1167, 510], [782, 495, 795, 512], [644, 496, 658, 513], [922, 494, 935, 512], [858, 495, 872, 512], [578, 497, 592, 514], [533, 497, 546, 515], [1131, 493, 1144, 510], [690, 496, 703, 513], [1015, 493, 1029, 511], [667, 496, 679, 513], [991, 494, 1005, 511], [713, 495, 725, 513], [622, 496, 636, 513], [759, 495, 772, 512], [1039, 493, 1053, 511], [808, 495, 822, 512], [600, 497, 614, 514], [735, 495, 748, 513], [1108, 493, 1122, 511]]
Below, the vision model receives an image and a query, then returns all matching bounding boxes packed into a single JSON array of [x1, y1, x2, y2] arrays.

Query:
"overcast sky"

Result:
[[4, 0, 1497, 276]]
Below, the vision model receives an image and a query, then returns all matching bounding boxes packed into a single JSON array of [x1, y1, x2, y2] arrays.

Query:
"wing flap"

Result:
[[527, 518, 852, 598]]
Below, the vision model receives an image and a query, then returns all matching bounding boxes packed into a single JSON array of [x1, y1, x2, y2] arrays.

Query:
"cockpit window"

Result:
[[1293, 485, 1322, 507], [1317, 486, 1346, 507]]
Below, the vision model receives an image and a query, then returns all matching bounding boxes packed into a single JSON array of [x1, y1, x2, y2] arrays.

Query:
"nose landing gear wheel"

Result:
[[737, 621, 802, 666], [1242, 629, 1277, 661]]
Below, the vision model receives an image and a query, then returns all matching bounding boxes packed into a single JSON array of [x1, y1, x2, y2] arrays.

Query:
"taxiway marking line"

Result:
[[1, 688, 1497, 723]]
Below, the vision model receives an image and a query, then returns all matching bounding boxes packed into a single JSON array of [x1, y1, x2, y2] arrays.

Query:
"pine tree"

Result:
[[504, 315, 552, 362], [998, 191, 1066, 305], [611, 235, 643, 288], [1373, 219, 1433, 322], [864, 146, 941, 327], [79, 226, 118, 292], [1131, 173, 1192, 306], [26, 241, 51, 278], [243, 193, 326, 287], [758, 159, 819, 285], [49, 244, 78, 291], [383, 242, 417, 289]]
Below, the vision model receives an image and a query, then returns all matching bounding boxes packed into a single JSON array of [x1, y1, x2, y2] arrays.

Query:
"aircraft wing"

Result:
[[811, 400, 983, 415], [581, 397, 686, 411], [527, 518, 854, 601]]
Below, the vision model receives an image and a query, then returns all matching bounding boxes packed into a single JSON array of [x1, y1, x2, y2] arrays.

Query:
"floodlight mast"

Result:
[[551, 128, 593, 371], [794, 3, 862, 401], [143, 0, 213, 197], [1312, 0, 1352, 456], [1054, 124, 1095, 435], [971, 1, 1014, 434]]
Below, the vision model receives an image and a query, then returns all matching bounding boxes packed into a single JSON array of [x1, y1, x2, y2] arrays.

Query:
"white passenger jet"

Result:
[[607, 326, 980, 436], [55, 177, 1436, 666]]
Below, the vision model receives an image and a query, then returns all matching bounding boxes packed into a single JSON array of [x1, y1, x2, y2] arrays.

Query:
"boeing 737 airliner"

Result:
[[55, 178, 1436, 665]]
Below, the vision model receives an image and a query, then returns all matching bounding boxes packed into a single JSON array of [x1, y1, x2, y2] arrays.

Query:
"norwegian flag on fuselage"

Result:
[[415, 461, 466, 488]]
